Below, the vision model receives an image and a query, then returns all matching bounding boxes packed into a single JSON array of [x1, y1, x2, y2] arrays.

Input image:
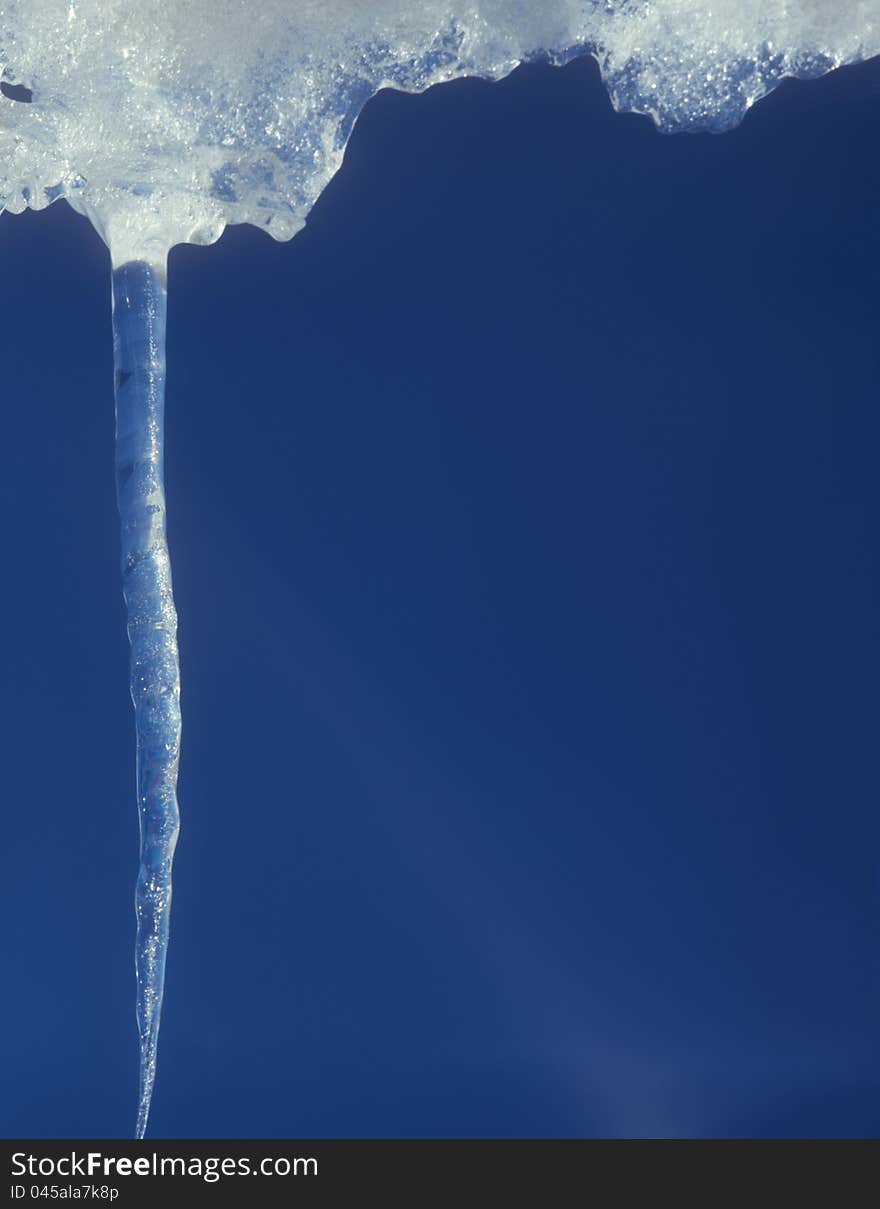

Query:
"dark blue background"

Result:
[[2, 54, 878, 1138]]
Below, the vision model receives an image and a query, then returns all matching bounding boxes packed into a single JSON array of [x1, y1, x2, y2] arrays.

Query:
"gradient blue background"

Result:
[[2, 54, 878, 1138]]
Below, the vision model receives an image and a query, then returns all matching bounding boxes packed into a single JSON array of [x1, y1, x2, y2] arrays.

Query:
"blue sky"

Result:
[[1, 53, 878, 1138]]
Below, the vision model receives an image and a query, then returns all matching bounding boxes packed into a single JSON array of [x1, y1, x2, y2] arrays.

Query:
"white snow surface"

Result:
[[1, 2, 877, 263]]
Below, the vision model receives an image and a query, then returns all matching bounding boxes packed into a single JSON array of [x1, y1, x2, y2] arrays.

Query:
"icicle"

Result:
[[111, 259, 180, 1140]]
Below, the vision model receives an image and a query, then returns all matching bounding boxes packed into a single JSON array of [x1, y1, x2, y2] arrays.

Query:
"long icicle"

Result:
[[111, 259, 181, 1140]]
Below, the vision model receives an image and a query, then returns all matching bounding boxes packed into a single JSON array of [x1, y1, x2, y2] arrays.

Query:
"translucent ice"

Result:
[[1, 3, 877, 264], [112, 261, 179, 1139]]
